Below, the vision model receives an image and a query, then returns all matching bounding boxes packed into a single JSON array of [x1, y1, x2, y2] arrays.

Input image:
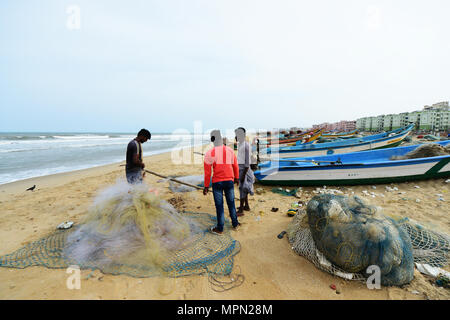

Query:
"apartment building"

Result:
[[355, 101, 449, 132]]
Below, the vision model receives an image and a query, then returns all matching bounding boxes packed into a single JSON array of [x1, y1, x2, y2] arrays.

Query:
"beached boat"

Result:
[[254, 141, 450, 186], [259, 128, 323, 146], [262, 125, 413, 159], [322, 129, 358, 138]]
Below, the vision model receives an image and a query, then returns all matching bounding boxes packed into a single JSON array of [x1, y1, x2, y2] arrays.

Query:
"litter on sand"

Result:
[[277, 231, 287, 239], [271, 188, 299, 196], [57, 221, 74, 230]]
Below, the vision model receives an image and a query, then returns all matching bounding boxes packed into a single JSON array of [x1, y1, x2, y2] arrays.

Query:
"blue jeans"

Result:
[[212, 180, 239, 232]]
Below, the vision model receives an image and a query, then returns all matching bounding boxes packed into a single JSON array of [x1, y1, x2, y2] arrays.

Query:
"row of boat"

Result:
[[260, 124, 414, 158], [253, 124, 450, 186]]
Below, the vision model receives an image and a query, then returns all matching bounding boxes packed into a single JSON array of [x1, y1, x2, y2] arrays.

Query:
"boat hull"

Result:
[[263, 131, 408, 159], [255, 157, 450, 186]]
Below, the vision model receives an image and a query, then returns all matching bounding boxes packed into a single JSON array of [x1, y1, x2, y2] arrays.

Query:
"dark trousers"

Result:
[[212, 180, 239, 232], [126, 170, 143, 184]]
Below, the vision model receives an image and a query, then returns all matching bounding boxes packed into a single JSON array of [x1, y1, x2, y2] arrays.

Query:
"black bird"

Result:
[[26, 185, 36, 191]]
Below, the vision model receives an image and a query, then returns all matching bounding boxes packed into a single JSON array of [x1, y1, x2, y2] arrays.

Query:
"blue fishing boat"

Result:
[[262, 124, 414, 159], [255, 140, 450, 186]]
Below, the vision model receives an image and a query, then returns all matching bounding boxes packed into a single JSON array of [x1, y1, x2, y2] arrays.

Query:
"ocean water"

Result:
[[0, 132, 209, 185]]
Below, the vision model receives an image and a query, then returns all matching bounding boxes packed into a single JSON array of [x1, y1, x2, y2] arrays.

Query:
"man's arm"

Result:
[[203, 151, 213, 194], [232, 152, 239, 184], [240, 142, 250, 182], [133, 153, 145, 168]]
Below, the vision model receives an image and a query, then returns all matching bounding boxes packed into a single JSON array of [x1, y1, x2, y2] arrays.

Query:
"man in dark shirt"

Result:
[[126, 129, 151, 184]]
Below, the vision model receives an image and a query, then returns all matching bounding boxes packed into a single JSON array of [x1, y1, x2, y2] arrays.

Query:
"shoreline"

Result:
[[0, 144, 208, 199]]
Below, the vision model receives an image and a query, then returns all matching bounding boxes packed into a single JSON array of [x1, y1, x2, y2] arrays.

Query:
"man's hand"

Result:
[[203, 187, 209, 195], [141, 162, 145, 169], [234, 178, 239, 186]]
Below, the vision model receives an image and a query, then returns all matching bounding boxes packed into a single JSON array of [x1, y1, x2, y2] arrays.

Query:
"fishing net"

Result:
[[287, 194, 450, 285], [391, 143, 450, 160], [0, 182, 240, 277], [396, 218, 450, 268]]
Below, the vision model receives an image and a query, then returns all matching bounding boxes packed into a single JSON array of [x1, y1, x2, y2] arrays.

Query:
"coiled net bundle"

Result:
[[287, 195, 449, 285], [64, 182, 199, 272], [0, 181, 241, 277], [391, 143, 450, 160]]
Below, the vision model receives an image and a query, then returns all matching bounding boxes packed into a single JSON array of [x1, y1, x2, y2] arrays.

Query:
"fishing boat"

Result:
[[262, 124, 414, 159], [259, 128, 323, 146], [254, 140, 450, 186], [322, 129, 358, 138]]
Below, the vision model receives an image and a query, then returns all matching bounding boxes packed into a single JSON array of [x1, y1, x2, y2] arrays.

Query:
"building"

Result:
[[312, 120, 356, 132], [356, 118, 367, 131], [337, 120, 356, 132], [383, 114, 393, 131], [355, 101, 449, 132]]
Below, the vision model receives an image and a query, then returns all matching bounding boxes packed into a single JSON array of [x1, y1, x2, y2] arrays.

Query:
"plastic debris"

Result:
[[57, 221, 74, 230], [415, 199, 421, 203], [436, 275, 450, 288], [277, 231, 287, 239], [272, 188, 299, 196], [330, 284, 336, 290], [255, 188, 265, 195], [415, 263, 450, 279], [385, 186, 399, 192], [414, 186, 420, 189]]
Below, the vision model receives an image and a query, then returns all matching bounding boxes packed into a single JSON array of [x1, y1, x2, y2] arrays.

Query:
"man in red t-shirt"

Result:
[[203, 130, 240, 234]]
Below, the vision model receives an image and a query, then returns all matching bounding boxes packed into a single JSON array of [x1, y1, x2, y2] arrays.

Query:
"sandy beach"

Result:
[[0, 144, 449, 300]]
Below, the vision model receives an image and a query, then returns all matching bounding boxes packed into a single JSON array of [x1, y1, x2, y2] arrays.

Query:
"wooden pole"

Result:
[[144, 169, 203, 190]]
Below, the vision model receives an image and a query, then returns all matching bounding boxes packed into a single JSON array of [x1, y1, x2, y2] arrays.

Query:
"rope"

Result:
[[208, 265, 245, 292]]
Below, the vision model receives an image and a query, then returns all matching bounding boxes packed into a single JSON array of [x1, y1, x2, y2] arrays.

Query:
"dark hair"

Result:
[[138, 129, 151, 139], [236, 127, 246, 133]]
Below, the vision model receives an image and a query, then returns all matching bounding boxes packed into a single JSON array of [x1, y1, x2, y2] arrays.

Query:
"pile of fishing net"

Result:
[[0, 182, 240, 277], [287, 194, 450, 286], [391, 143, 450, 160]]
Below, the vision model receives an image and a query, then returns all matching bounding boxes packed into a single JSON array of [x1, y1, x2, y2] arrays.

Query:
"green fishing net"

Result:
[[0, 182, 240, 278], [271, 187, 299, 196]]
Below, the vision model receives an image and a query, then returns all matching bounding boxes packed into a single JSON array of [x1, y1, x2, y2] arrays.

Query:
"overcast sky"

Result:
[[1, 0, 449, 133]]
